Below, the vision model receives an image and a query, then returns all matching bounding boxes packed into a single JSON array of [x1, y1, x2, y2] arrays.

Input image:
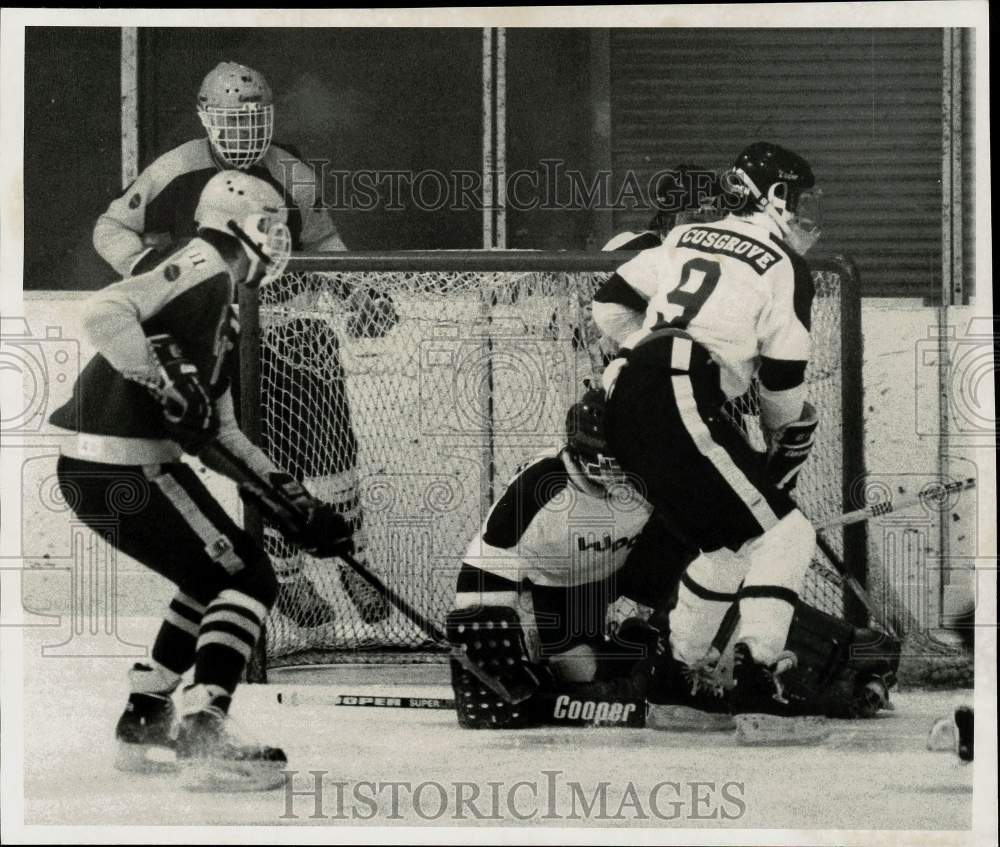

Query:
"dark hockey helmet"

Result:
[[648, 164, 722, 233], [722, 142, 820, 253], [565, 387, 625, 487]]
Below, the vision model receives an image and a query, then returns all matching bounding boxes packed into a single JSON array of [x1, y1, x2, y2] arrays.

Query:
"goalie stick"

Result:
[[199, 439, 529, 705]]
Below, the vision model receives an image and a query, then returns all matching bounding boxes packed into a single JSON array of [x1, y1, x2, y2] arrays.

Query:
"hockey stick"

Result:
[[711, 477, 974, 646], [810, 477, 976, 637], [813, 477, 976, 532], [200, 440, 527, 705], [275, 691, 455, 709]]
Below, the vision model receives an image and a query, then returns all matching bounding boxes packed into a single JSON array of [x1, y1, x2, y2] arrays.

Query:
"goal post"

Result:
[[239, 251, 867, 681]]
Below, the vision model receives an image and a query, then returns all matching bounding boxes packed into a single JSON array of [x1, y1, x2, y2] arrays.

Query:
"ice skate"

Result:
[[646, 648, 734, 732], [114, 689, 177, 774], [732, 642, 829, 746], [176, 687, 288, 792]]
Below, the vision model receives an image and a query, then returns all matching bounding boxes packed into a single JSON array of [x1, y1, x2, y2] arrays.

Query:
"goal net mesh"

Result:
[[243, 255, 863, 673]]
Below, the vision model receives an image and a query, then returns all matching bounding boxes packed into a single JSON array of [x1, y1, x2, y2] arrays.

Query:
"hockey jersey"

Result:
[[49, 232, 243, 465], [604, 212, 814, 429], [93, 138, 343, 276], [465, 450, 654, 588]]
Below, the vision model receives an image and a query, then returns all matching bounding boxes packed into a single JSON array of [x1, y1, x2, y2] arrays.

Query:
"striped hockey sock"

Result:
[[193, 589, 267, 694], [152, 591, 207, 676]]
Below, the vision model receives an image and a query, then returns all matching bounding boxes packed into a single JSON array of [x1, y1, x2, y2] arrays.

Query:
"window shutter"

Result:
[[610, 29, 944, 298]]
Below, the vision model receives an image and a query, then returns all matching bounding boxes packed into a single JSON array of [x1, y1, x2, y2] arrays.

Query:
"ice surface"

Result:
[[20, 618, 973, 829]]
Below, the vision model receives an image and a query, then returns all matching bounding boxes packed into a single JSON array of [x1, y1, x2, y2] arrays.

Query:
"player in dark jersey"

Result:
[[52, 171, 353, 791], [92, 61, 388, 630]]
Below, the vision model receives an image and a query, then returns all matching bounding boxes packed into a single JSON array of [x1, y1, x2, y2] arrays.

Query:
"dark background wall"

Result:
[[23, 27, 971, 299], [24, 27, 122, 292], [138, 28, 484, 252]]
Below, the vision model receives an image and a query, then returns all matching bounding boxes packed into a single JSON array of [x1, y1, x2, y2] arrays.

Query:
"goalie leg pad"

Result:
[[447, 606, 542, 727], [781, 602, 900, 718], [450, 658, 538, 730]]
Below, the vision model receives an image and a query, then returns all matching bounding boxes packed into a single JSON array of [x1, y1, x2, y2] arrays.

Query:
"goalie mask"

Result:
[[565, 387, 627, 488], [722, 142, 821, 255], [197, 62, 274, 169], [194, 171, 291, 285]]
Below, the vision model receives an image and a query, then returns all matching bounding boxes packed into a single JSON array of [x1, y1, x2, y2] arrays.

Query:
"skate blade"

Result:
[[180, 759, 288, 793], [647, 703, 734, 732], [734, 713, 829, 746], [115, 742, 177, 774]]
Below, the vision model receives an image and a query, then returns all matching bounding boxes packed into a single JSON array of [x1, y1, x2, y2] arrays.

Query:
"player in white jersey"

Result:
[[447, 388, 698, 728], [598, 142, 829, 743]]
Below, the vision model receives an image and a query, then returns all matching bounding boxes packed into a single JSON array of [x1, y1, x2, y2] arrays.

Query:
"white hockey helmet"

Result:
[[197, 61, 274, 169], [194, 170, 291, 283]]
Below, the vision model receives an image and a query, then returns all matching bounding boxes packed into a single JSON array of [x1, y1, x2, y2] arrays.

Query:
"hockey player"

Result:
[[91, 60, 388, 629], [446, 388, 697, 728], [597, 141, 831, 743], [51, 171, 353, 790], [447, 387, 897, 731]]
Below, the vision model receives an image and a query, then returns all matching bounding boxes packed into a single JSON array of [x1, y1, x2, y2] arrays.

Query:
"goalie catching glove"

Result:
[[766, 401, 818, 492], [239, 473, 354, 559], [146, 334, 218, 453]]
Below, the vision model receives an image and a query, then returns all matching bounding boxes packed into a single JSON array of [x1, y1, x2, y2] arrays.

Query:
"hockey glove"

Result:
[[147, 334, 218, 454], [766, 402, 818, 492], [245, 472, 355, 559]]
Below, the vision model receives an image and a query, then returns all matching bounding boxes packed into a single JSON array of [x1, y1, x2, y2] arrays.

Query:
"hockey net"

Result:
[[239, 252, 866, 678]]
